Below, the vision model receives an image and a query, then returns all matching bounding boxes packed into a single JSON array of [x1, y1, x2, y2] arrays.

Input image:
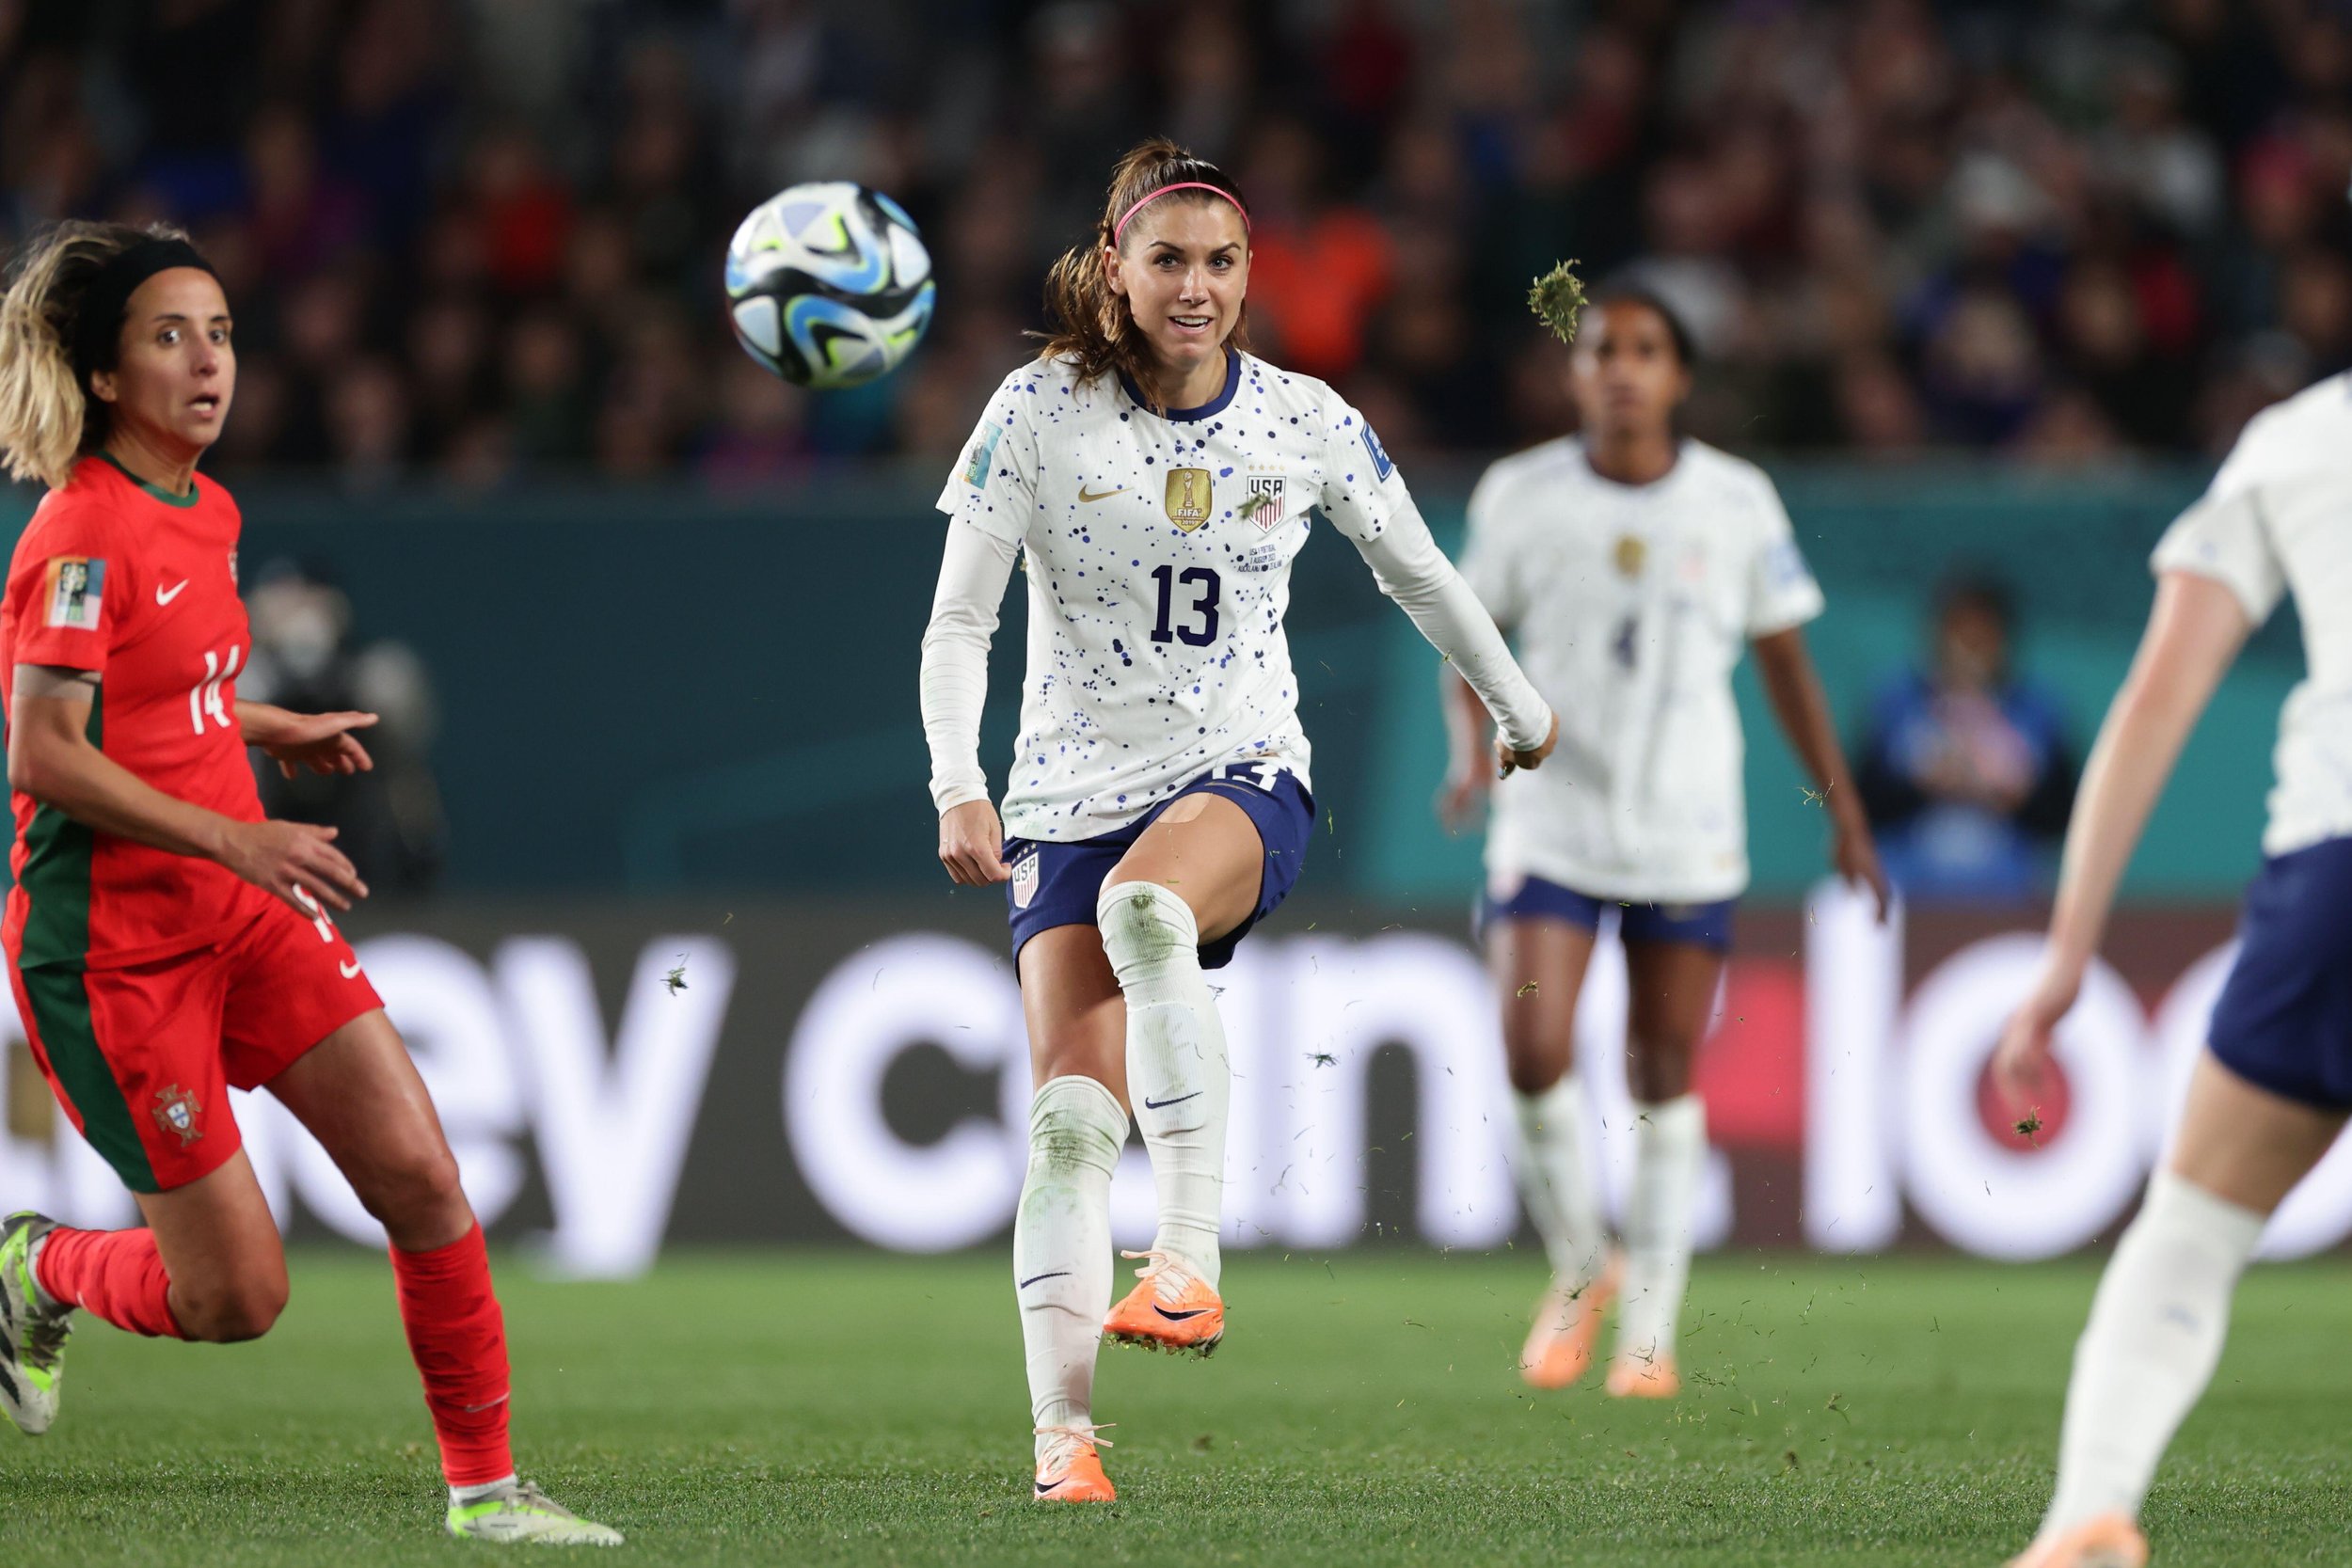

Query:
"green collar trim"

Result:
[[98, 451, 199, 508]]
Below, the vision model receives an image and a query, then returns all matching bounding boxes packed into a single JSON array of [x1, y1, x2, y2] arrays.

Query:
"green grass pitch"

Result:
[[12, 1249, 2348, 1565]]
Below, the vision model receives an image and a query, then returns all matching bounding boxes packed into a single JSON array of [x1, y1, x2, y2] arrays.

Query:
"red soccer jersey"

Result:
[[2, 454, 272, 970]]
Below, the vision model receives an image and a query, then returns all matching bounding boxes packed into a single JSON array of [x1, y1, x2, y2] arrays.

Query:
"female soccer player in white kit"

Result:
[[919, 138, 1557, 1503], [1441, 292, 1886, 1397], [1992, 370, 2352, 1568]]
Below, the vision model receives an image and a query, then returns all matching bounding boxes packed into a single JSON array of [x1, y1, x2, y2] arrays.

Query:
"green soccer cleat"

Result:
[[0, 1211, 73, 1436], [445, 1480, 624, 1546]]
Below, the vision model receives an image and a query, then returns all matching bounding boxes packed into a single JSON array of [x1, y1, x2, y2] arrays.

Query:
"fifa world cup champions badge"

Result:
[[1165, 467, 1212, 531], [42, 556, 106, 630]]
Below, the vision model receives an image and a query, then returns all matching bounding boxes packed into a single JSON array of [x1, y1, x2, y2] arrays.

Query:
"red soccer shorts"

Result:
[[8, 896, 385, 1193]]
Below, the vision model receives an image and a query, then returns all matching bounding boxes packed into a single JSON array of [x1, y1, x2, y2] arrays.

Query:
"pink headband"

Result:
[[1112, 182, 1251, 245]]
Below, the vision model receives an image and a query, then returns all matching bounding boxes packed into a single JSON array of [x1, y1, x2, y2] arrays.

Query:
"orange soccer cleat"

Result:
[[1605, 1351, 1681, 1400], [1031, 1424, 1116, 1504], [1519, 1254, 1621, 1390], [2005, 1514, 2149, 1568], [1101, 1249, 1225, 1355]]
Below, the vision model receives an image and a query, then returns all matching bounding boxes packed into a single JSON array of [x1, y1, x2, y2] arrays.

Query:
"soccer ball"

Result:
[[723, 182, 937, 389]]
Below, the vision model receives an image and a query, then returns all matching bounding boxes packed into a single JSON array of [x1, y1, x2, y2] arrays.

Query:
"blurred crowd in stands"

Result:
[[4, 0, 2349, 488]]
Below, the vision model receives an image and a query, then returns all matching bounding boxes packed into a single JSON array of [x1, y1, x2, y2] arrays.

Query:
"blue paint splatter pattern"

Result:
[[933, 351, 1406, 842]]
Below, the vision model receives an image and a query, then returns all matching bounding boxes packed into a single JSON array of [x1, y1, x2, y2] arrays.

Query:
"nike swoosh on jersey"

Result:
[[339, 959, 362, 979], [1076, 485, 1129, 502], [1142, 1091, 1201, 1110], [155, 580, 188, 604]]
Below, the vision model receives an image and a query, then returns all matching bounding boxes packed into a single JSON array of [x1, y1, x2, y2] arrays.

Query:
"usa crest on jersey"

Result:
[[1244, 476, 1287, 532]]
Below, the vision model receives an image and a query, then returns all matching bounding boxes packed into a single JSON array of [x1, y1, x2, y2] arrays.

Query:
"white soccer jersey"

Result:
[[1461, 437, 1825, 903], [936, 350, 1528, 841], [2152, 372, 2352, 858]]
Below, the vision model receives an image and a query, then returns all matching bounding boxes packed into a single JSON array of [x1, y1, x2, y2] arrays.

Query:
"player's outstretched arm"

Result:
[[235, 700, 378, 778], [1751, 626, 1889, 920], [1348, 503, 1555, 772], [921, 520, 1019, 884], [1436, 670, 1494, 830], [1993, 571, 2250, 1105], [8, 668, 368, 912]]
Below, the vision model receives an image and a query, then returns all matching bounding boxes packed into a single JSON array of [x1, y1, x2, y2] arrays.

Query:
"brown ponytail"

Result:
[[1034, 136, 1252, 406], [0, 220, 193, 490]]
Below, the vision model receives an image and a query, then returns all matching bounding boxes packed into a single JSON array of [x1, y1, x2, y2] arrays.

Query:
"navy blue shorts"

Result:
[[1003, 760, 1315, 972], [2206, 834, 2352, 1110], [1476, 872, 1737, 953]]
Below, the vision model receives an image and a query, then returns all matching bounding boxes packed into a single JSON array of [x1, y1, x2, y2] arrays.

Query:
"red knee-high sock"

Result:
[[32, 1227, 188, 1339], [389, 1224, 513, 1487]]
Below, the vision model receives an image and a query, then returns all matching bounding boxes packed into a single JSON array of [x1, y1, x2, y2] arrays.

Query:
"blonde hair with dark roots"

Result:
[[0, 220, 190, 490], [1034, 137, 1251, 407]]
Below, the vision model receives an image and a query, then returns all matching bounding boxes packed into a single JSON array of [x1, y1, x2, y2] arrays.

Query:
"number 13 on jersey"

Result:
[[1151, 565, 1220, 647]]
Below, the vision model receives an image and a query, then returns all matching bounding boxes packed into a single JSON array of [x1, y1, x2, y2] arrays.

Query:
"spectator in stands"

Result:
[[3, 0, 2348, 482], [1855, 574, 2079, 903]]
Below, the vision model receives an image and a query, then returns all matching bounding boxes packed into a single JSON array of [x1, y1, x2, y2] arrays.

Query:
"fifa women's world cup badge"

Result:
[[151, 1084, 202, 1146], [1165, 467, 1212, 531]]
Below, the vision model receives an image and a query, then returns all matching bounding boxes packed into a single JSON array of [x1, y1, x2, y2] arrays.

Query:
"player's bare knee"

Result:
[[181, 1272, 290, 1342], [1501, 1013, 1572, 1096], [1627, 1037, 1697, 1101], [1505, 1046, 1572, 1098], [354, 1143, 468, 1235], [1034, 1028, 1120, 1092]]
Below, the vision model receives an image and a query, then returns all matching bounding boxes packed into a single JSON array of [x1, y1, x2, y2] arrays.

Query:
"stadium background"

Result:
[[3, 0, 2349, 1269]]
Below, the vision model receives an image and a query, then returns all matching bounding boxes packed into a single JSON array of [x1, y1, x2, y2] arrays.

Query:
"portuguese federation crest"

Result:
[[151, 1084, 202, 1147]]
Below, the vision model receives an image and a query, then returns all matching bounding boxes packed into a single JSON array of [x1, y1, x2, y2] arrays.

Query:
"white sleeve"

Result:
[[918, 518, 1021, 813], [2150, 449, 2288, 626], [1312, 393, 1407, 546], [1742, 476, 1825, 637], [1348, 499, 1552, 752], [1457, 465, 1523, 629], [934, 372, 1040, 546]]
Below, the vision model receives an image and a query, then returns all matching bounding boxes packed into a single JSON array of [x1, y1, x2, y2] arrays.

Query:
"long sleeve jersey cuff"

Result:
[[919, 519, 1019, 815], [1351, 503, 1552, 751]]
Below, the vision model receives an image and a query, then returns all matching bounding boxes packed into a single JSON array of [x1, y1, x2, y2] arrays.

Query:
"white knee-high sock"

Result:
[[2042, 1171, 2265, 1531], [1511, 1075, 1608, 1288], [1014, 1074, 1126, 1456], [1096, 879, 1229, 1288], [1617, 1094, 1705, 1363]]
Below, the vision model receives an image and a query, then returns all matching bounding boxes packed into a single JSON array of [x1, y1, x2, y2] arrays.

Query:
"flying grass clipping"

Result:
[[1528, 260, 1590, 344]]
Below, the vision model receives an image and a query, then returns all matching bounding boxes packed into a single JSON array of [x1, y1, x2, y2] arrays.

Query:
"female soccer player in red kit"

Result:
[[0, 223, 618, 1545]]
